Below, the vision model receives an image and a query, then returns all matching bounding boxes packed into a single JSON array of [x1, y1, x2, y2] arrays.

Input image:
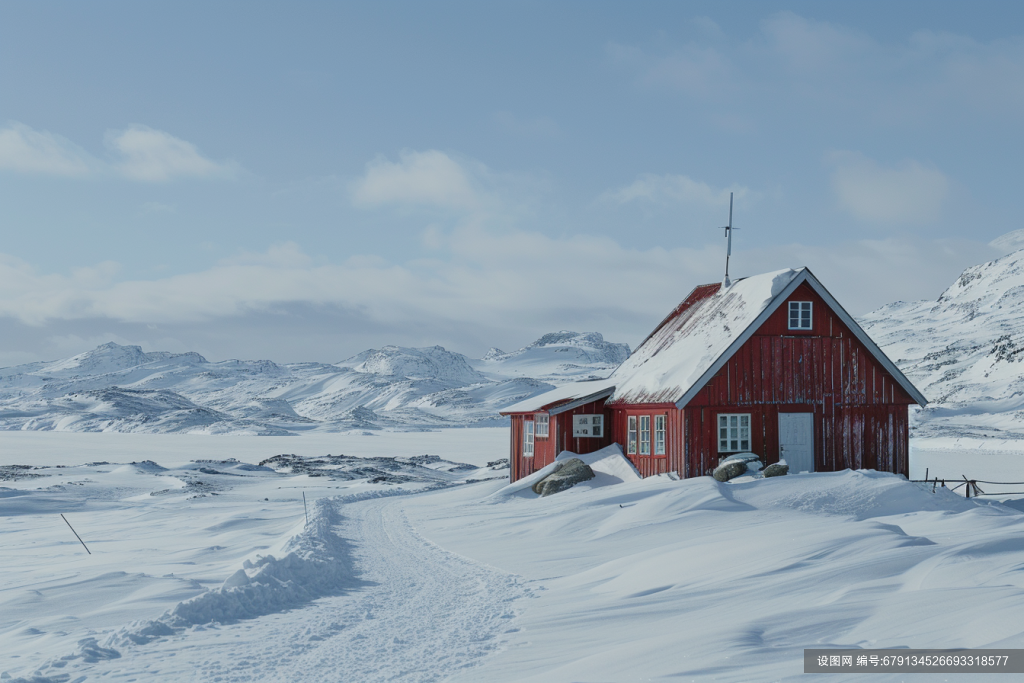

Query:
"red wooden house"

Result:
[[501, 267, 927, 482]]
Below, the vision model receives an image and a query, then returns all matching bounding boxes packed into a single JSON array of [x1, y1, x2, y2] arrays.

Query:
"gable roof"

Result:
[[499, 379, 616, 415], [607, 267, 928, 408]]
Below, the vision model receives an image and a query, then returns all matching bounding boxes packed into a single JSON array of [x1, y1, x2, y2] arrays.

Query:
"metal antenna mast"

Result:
[[720, 192, 737, 286]]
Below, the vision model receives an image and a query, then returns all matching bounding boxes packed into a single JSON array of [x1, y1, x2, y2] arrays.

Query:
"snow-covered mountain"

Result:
[[0, 333, 626, 434], [472, 331, 629, 381], [861, 248, 1024, 440]]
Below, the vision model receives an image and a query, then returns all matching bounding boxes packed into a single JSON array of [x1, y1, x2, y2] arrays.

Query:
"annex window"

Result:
[[627, 416, 638, 455], [718, 414, 750, 453], [535, 413, 549, 438], [639, 416, 651, 455], [524, 420, 535, 458], [788, 301, 812, 330], [654, 415, 666, 455]]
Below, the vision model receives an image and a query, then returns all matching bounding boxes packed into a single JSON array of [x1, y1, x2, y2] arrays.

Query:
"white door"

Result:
[[779, 413, 814, 473]]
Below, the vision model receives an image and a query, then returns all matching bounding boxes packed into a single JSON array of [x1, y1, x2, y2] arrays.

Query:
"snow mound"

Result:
[[555, 443, 641, 482], [162, 500, 354, 627], [101, 496, 357, 652], [731, 469, 977, 519], [488, 443, 639, 501]]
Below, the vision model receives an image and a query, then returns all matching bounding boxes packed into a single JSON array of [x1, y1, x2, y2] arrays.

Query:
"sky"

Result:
[[1, 1, 1023, 365]]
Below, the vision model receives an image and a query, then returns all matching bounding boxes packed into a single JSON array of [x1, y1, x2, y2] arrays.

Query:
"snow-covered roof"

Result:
[[608, 269, 799, 405], [499, 379, 616, 415], [500, 266, 927, 415], [607, 267, 928, 407]]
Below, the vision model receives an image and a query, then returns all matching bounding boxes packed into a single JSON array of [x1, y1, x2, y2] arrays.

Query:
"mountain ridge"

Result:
[[0, 331, 627, 435]]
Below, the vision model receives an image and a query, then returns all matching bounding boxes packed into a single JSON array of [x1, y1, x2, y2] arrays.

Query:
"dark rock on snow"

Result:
[[532, 458, 595, 497], [713, 461, 747, 482], [763, 462, 789, 477]]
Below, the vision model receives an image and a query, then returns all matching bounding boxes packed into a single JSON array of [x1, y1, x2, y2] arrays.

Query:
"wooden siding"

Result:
[[610, 405, 682, 478], [682, 403, 908, 478], [510, 282, 916, 482], [509, 399, 612, 482], [680, 282, 913, 478]]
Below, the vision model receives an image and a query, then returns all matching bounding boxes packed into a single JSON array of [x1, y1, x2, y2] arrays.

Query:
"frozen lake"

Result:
[[0, 428, 510, 468]]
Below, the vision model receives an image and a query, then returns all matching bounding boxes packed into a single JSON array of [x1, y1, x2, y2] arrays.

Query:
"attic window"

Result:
[[718, 414, 750, 453], [788, 301, 812, 330], [535, 414, 549, 438]]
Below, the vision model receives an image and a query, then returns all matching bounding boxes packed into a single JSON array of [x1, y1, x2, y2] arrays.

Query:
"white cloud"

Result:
[[604, 173, 747, 208], [351, 150, 480, 210], [0, 123, 94, 176], [0, 227, 997, 359], [829, 152, 949, 224], [0, 122, 236, 182], [106, 125, 237, 182]]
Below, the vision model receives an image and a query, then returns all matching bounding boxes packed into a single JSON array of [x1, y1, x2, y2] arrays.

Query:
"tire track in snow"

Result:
[[275, 496, 528, 681], [76, 493, 527, 682]]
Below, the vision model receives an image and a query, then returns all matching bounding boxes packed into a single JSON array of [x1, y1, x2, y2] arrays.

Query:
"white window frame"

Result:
[[524, 420, 535, 458], [717, 413, 751, 453], [788, 301, 812, 330], [654, 415, 666, 456], [535, 413, 549, 438], [627, 415, 637, 455], [639, 415, 651, 455]]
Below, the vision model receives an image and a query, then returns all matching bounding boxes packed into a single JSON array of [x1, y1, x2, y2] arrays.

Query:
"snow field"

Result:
[[408, 470, 1024, 682], [7, 432, 1024, 681]]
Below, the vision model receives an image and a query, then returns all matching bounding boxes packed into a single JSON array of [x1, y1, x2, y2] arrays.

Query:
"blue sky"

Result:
[[1, 1, 1023, 364]]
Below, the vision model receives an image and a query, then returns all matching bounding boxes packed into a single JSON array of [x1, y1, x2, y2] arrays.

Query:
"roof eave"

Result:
[[499, 385, 616, 416]]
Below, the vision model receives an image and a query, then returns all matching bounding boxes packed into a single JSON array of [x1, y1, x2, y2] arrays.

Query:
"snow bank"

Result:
[[487, 443, 639, 501], [164, 498, 355, 627], [554, 443, 640, 482], [100, 495, 363, 653]]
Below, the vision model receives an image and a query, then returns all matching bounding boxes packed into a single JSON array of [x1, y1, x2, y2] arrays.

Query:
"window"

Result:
[[535, 414, 549, 438], [590, 415, 603, 437], [718, 414, 750, 453], [654, 415, 666, 455], [639, 416, 651, 455], [788, 301, 812, 330], [627, 416, 637, 454], [524, 420, 535, 457]]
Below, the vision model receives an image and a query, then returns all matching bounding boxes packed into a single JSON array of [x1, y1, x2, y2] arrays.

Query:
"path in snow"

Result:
[[70, 493, 527, 683]]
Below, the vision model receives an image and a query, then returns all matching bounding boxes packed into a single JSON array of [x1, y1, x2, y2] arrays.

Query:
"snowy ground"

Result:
[[5, 432, 1024, 681]]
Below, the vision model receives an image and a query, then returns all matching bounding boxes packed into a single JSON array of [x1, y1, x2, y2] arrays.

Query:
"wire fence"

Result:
[[909, 469, 1024, 498]]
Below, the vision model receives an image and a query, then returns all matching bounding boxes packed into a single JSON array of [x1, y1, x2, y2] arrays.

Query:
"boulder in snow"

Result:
[[713, 460, 747, 482], [533, 458, 595, 497], [763, 462, 790, 477], [714, 453, 762, 481]]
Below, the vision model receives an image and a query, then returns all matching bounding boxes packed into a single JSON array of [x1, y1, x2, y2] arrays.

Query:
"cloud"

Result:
[[0, 226, 998, 366], [759, 12, 874, 72], [106, 125, 237, 182], [351, 150, 481, 210], [0, 122, 236, 182], [829, 152, 949, 224], [604, 173, 747, 208], [0, 123, 94, 176]]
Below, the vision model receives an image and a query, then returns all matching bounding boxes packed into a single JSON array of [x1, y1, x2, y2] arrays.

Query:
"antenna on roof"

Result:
[[720, 192, 737, 287]]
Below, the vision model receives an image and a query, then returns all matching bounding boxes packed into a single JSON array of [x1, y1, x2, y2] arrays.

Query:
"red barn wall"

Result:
[[508, 399, 611, 482], [609, 405, 682, 478], [681, 282, 914, 478]]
